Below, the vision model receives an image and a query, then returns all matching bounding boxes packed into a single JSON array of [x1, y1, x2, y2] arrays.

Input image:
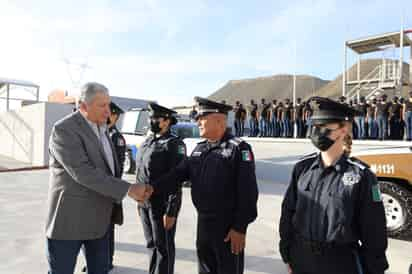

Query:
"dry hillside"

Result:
[[208, 74, 328, 105]]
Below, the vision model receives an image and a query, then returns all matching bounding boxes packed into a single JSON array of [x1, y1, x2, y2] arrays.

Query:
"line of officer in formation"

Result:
[[229, 90, 412, 141], [241, 98, 309, 138], [343, 92, 412, 141], [279, 97, 388, 274], [130, 96, 388, 274]]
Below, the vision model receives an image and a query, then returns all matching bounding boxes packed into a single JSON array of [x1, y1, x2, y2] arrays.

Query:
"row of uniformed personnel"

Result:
[[111, 96, 388, 274]]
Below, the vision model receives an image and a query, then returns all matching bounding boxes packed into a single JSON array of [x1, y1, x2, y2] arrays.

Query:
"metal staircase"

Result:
[[346, 60, 401, 101]]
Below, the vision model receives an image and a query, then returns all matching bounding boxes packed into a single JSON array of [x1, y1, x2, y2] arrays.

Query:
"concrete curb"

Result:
[[242, 137, 412, 147], [0, 166, 48, 173]]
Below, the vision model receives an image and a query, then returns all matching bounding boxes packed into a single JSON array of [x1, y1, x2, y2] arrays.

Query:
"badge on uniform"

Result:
[[221, 148, 232, 158], [241, 150, 253, 162], [341, 171, 361, 186], [372, 184, 382, 202], [178, 145, 186, 155]]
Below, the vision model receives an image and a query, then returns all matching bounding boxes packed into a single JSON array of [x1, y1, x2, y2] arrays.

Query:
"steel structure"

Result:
[[0, 77, 40, 111], [343, 29, 412, 100]]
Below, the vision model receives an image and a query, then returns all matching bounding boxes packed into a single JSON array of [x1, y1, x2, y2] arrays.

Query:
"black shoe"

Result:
[[82, 266, 87, 272]]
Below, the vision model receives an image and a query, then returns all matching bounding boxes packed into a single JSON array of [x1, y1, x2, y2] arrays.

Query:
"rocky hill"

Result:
[[208, 74, 328, 105]]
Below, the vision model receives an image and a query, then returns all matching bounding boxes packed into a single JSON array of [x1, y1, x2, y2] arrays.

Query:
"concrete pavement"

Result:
[[0, 141, 411, 274]]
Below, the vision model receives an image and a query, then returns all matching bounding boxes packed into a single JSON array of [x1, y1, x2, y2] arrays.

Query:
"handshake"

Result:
[[127, 184, 154, 202]]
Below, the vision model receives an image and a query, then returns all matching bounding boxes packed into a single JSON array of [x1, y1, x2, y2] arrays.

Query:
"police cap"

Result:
[[110, 102, 124, 115], [194, 97, 233, 119], [149, 102, 177, 124], [309, 96, 361, 125]]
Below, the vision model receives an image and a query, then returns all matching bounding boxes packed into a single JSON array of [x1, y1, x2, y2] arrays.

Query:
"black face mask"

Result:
[[310, 126, 335, 151], [150, 119, 161, 133]]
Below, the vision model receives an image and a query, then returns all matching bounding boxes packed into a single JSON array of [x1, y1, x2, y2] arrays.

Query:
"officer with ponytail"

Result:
[[279, 96, 388, 274], [135, 103, 186, 274]]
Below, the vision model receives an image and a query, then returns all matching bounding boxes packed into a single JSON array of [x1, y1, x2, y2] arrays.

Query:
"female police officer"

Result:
[[279, 97, 388, 274], [135, 103, 186, 274]]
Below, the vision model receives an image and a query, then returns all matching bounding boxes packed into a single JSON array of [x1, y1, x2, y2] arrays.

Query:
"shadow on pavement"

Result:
[[116, 242, 284, 273], [114, 265, 147, 274]]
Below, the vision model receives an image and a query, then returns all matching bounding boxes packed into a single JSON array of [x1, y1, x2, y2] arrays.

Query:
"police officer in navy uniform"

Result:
[[279, 96, 388, 274], [107, 102, 127, 270], [109, 102, 127, 174], [136, 103, 186, 274], [146, 97, 258, 274]]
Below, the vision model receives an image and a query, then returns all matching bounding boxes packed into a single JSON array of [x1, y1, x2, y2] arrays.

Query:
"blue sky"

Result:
[[0, 0, 411, 108]]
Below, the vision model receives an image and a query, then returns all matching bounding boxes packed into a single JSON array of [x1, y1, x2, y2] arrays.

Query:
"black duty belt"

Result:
[[295, 234, 357, 255]]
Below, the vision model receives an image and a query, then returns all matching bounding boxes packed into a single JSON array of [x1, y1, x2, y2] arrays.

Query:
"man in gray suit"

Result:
[[46, 82, 151, 274]]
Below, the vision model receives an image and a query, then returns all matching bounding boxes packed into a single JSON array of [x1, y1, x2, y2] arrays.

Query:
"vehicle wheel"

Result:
[[379, 181, 412, 239], [124, 150, 136, 174]]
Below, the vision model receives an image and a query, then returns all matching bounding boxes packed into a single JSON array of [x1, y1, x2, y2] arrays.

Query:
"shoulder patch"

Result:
[[346, 158, 367, 170], [117, 136, 126, 146], [177, 144, 186, 155], [372, 184, 382, 202], [298, 152, 317, 162], [241, 150, 253, 162], [229, 137, 243, 146]]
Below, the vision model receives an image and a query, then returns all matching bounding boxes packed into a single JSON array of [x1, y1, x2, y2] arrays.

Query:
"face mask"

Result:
[[310, 126, 335, 151], [150, 119, 161, 133]]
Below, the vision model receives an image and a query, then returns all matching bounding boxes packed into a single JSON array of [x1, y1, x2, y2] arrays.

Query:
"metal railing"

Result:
[[346, 62, 400, 100]]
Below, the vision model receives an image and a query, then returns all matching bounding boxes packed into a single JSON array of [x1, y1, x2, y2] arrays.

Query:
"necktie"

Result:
[[98, 126, 115, 175]]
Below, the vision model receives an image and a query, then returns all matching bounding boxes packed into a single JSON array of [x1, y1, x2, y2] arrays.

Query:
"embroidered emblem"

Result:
[[221, 148, 232, 157], [342, 171, 361, 186], [372, 184, 382, 202], [178, 145, 186, 155], [117, 138, 125, 146], [241, 150, 253, 162]]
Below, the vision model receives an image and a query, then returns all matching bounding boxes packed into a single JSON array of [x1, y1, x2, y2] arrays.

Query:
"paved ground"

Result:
[[1, 141, 411, 274]]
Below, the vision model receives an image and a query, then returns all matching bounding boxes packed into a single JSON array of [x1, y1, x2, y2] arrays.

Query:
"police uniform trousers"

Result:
[[289, 237, 362, 274], [196, 214, 244, 274], [139, 205, 177, 274]]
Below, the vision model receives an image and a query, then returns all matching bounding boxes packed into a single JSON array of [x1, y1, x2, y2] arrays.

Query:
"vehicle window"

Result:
[[121, 111, 140, 134], [172, 125, 200, 138], [120, 110, 150, 135], [136, 110, 150, 135]]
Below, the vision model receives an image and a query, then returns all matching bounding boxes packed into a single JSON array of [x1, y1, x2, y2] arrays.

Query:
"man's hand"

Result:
[[163, 215, 176, 230], [286, 263, 293, 274], [224, 229, 245, 255], [127, 184, 153, 202]]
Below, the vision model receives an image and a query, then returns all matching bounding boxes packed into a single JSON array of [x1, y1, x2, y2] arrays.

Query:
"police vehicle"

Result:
[[354, 146, 412, 240], [120, 107, 201, 174]]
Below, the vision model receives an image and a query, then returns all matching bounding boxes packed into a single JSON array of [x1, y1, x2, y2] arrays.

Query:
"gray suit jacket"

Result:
[[46, 111, 130, 240]]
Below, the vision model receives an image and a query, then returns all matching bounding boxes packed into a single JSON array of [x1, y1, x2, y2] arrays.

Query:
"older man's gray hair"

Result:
[[79, 82, 110, 104]]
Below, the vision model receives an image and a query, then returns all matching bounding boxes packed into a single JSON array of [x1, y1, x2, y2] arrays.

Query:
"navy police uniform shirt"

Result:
[[109, 126, 126, 175], [135, 131, 186, 217], [279, 152, 388, 274], [154, 131, 258, 234]]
